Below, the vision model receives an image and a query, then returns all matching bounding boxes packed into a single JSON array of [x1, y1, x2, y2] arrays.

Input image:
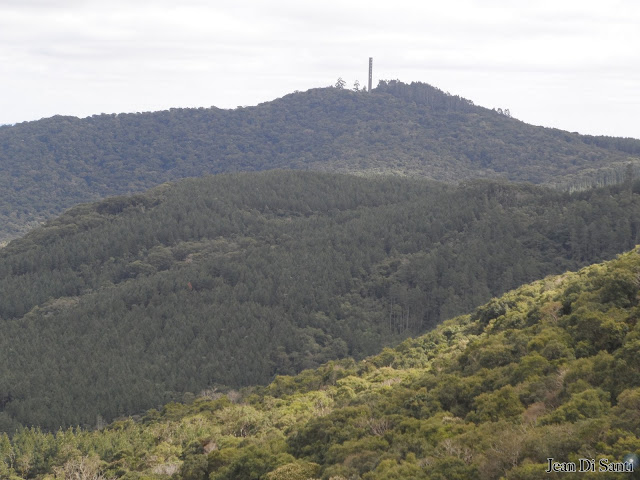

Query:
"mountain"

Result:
[[2, 80, 640, 243], [3, 247, 640, 480], [2, 171, 640, 433]]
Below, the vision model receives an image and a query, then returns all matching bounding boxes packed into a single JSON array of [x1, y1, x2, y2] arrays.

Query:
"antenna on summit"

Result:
[[368, 57, 373, 92]]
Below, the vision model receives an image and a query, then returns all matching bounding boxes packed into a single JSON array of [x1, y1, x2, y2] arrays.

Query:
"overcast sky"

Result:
[[1, 0, 639, 139]]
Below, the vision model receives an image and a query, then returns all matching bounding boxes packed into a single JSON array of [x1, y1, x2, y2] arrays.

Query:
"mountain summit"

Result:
[[1, 80, 640, 242]]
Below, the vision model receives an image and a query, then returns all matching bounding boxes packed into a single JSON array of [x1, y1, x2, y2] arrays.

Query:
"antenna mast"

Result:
[[368, 57, 373, 92]]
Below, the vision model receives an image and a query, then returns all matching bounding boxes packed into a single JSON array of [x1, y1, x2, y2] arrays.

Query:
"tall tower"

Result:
[[368, 57, 373, 92]]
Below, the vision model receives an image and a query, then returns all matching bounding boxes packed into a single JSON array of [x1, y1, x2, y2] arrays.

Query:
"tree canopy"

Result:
[[3, 246, 640, 479], [1, 81, 640, 242], [2, 171, 640, 433]]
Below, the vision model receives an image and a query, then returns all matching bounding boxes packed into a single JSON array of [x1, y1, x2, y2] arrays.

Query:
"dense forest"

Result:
[[2, 171, 640, 433], [2, 80, 640, 242], [3, 247, 640, 479]]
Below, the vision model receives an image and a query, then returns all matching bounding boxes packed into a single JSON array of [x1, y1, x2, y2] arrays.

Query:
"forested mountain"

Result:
[[4, 247, 640, 480], [2, 80, 640, 242], [2, 171, 640, 433]]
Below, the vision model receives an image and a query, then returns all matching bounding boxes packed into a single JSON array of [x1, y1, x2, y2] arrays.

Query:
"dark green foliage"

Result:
[[4, 249, 640, 479], [3, 171, 640, 433], [178, 454, 208, 480], [2, 81, 640, 243]]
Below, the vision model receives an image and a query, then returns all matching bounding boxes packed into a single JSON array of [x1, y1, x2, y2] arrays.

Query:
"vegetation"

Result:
[[2, 80, 640, 242], [3, 247, 640, 479], [2, 171, 640, 432]]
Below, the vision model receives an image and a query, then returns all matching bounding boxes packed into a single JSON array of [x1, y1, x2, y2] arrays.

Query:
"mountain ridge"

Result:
[[2, 171, 640, 434], [2, 80, 640, 243]]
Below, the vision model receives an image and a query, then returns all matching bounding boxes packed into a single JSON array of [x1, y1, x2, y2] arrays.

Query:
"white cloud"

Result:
[[0, 0, 639, 138]]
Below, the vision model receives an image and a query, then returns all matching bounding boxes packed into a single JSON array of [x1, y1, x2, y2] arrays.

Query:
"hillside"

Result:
[[2, 80, 640, 242], [3, 247, 640, 480], [2, 171, 640, 433]]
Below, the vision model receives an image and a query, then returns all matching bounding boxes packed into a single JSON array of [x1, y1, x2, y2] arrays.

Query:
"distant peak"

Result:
[[374, 79, 478, 112]]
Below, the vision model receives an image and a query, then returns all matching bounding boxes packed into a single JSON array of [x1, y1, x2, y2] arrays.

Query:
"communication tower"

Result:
[[368, 57, 373, 92]]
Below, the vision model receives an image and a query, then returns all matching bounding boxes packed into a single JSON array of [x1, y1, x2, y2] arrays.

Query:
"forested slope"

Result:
[[2, 80, 640, 242], [3, 248, 640, 480], [2, 171, 640, 432]]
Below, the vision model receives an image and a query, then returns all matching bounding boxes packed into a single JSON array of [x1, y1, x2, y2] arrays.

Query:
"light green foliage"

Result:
[[612, 388, 640, 434], [542, 388, 611, 424], [6, 172, 640, 431], [468, 386, 525, 423], [264, 460, 320, 480], [4, 206, 640, 479], [510, 352, 552, 384]]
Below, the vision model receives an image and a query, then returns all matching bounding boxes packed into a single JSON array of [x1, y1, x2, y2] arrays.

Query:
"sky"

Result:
[[1, 0, 639, 139]]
